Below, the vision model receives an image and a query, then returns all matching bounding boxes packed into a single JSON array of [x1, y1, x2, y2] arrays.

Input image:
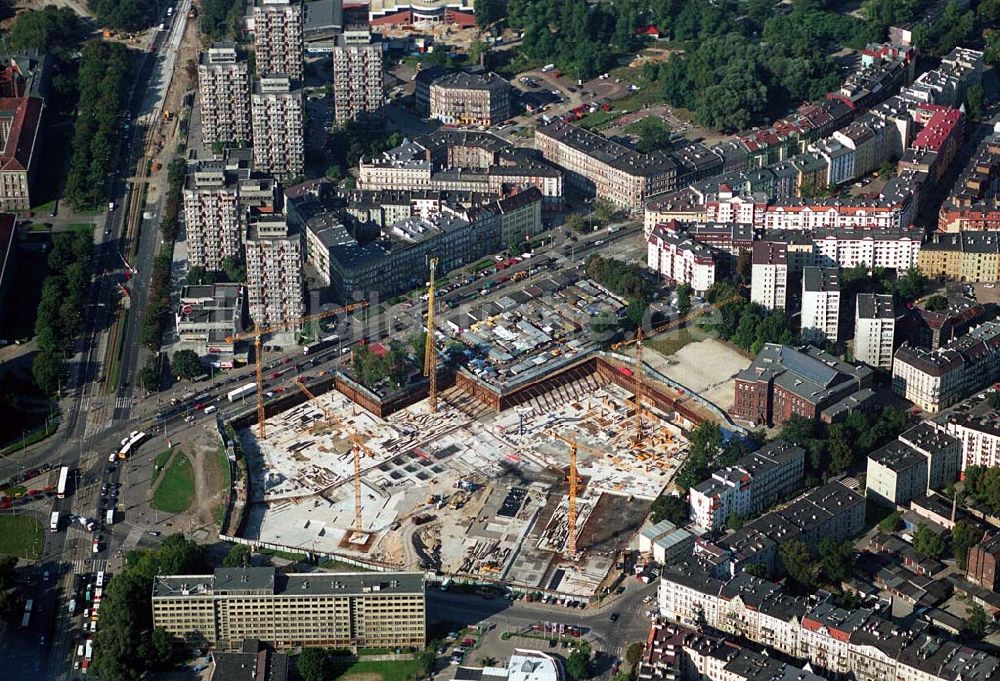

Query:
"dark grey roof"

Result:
[[153, 568, 424, 598], [857, 293, 895, 320], [803, 266, 839, 293]]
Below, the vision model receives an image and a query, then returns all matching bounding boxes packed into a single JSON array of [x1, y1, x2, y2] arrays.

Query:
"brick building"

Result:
[[424, 71, 510, 127], [967, 534, 1000, 592], [732, 343, 874, 427]]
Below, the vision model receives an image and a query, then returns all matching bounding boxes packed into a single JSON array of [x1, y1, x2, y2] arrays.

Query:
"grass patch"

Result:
[[107, 305, 129, 390], [67, 223, 95, 234], [576, 109, 619, 130], [329, 657, 427, 681], [1, 416, 60, 457], [622, 116, 669, 137], [214, 446, 232, 530], [152, 449, 173, 482], [318, 558, 374, 572], [259, 547, 309, 562], [32, 198, 57, 214], [151, 452, 195, 514], [0, 515, 44, 559], [28, 223, 52, 232], [646, 322, 709, 357]]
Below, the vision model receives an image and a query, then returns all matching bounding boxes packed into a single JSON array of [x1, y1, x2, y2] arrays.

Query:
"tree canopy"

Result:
[[89, 0, 159, 31], [9, 6, 81, 57], [171, 350, 204, 380]]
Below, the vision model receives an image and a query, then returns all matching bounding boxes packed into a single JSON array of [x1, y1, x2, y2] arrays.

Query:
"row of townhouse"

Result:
[[359, 130, 564, 208], [938, 132, 1000, 232], [892, 321, 1000, 412], [658, 564, 1000, 681], [644, 47, 982, 227]]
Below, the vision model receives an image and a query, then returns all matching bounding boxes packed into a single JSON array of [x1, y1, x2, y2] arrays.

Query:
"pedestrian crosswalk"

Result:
[[115, 396, 132, 409], [72, 558, 108, 574]]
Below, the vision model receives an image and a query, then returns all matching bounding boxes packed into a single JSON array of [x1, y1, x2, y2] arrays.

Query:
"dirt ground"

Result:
[[644, 338, 749, 412]]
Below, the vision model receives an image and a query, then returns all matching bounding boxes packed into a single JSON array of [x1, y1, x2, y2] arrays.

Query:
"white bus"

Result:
[[228, 382, 257, 402], [50, 511, 60, 532], [117, 430, 147, 460], [95, 571, 105, 588], [57, 466, 69, 498]]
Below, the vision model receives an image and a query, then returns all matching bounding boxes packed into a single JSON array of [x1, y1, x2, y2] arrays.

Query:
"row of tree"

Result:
[[91, 535, 205, 681], [88, 0, 159, 31], [138, 157, 189, 353], [64, 41, 132, 211], [200, 0, 243, 42], [704, 281, 799, 357], [32, 231, 94, 394]]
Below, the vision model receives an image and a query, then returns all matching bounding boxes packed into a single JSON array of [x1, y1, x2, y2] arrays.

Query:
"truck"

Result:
[[50, 511, 60, 532], [105, 509, 114, 526], [541, 64, 555, 72], [228, 382, 257, 402]]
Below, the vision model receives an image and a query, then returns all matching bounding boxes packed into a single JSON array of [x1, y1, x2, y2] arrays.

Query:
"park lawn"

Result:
[[647, 322, 710, 357], [330, 657, 426, 681], [0, 515, 44, 559], [622, 115, 669, 137], [152, 449, 173, 482], [151, 452, 195, 514]]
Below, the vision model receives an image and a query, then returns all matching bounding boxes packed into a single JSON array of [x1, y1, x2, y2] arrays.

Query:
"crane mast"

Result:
[[633, 326, 645, 448], [423, 257, 439, 413]]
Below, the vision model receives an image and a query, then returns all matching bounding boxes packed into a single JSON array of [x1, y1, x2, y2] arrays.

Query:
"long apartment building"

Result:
[[918, 231, 1000, 283], [152, 567, 425, 651], [198, 44, 251, 147], [251, 75, 304, 180], [732, 343, 874, 427], [0, 54, 47, 211], [245, 216, 304, 329], [750, 241, 788, 310], [855, 293, 896, 370], [252, 0, 303, 81], [944, 393, 1000, 471], [183, 152, 276, 270], [358, 130, 563, 207], [801, 266, 840, 344], [535, 121, 676, 209], [658, 563, 1000, 681], [689, 440, 805, 531], [646, 221, 718, 294], [332, 36, 383, 125], [426, 71, 511, 127], [938, 133, 1000, 233], [892, 321, 1000, 412]]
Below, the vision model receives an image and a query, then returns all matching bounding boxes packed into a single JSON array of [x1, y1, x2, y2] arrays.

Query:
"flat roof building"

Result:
[[855, 293, 896, 370], [152, 567, 426, 651], [802, 266, 841, 344]]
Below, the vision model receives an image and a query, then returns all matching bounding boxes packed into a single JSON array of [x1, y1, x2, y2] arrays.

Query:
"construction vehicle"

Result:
[[423, 258, 439, 412], [225, 301, 367, 439]]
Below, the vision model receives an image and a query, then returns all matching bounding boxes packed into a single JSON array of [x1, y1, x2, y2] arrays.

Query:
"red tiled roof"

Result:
[[0, 95, 42, 172]]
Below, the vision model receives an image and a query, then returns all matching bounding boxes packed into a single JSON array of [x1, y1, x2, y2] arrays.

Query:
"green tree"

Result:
[[149, 627, 174, 668], [469, 40, 489, 66], [818, 539, 853, 584], [779, 540, 817, 588], [966, 84, 986, 123], [566, 641, 592, 681], [727, 513, 746, 531], [988, 391, 1000, 410], [565, 213, 587, 233], [297, 647, 329, 681], [476, 0, 506, 29], [676, 283, 692, 316], [136, 365, 160, 393], [88, 0, 159, 31], [0, 555, 17, 590], [878, 160, 897, 179], [878, 510, 903, 533], [221, 256, 246, 283], [649, 494, 687, 525], [966, 602, 989, 636], [912, 524, 946, 560], [222, 543, 252, 568], [32, 351, 64, 395], [171, 350, 204, 380], [952, 520, 984, 569], [9, 6, 80, 55], [745, 563, 767, 578], [924, 295, 948, 312], [625, 642, 644, 668]]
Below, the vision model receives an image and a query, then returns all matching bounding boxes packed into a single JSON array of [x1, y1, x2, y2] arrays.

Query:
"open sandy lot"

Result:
[[645, 338, 748, 412]]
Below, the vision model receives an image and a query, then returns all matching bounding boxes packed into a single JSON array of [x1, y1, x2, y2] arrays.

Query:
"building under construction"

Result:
[[230, 346, 710, 596]]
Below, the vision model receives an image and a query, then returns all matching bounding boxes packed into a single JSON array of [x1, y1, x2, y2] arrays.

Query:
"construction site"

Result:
[[233, 342, 704, 597]]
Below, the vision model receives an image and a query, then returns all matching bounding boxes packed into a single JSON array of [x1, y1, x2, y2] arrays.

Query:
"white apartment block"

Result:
[[252, 0, 303, 81], [750, 241, 788, 310], [183, 168, 243, 271], [689, 440, 805, 531], [855, 293, 895, 370], [245, 216, 304, 329], [811, 229, 921, 270], [801, 266, 840, 344], [646, 223, 717, 294], [946, 411, 1000, 471], [892, 322, 1000, 412], [251, 75, 304, 179], [198, 44, 251, 147], [763, 199, 913, 231], [332, 38, 384, 125]]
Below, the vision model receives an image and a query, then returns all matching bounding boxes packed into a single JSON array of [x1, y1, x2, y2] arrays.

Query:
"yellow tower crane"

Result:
[[423, 257, 439, 413], [549, 432, 609, 557], [225, 301, 367, 440]]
